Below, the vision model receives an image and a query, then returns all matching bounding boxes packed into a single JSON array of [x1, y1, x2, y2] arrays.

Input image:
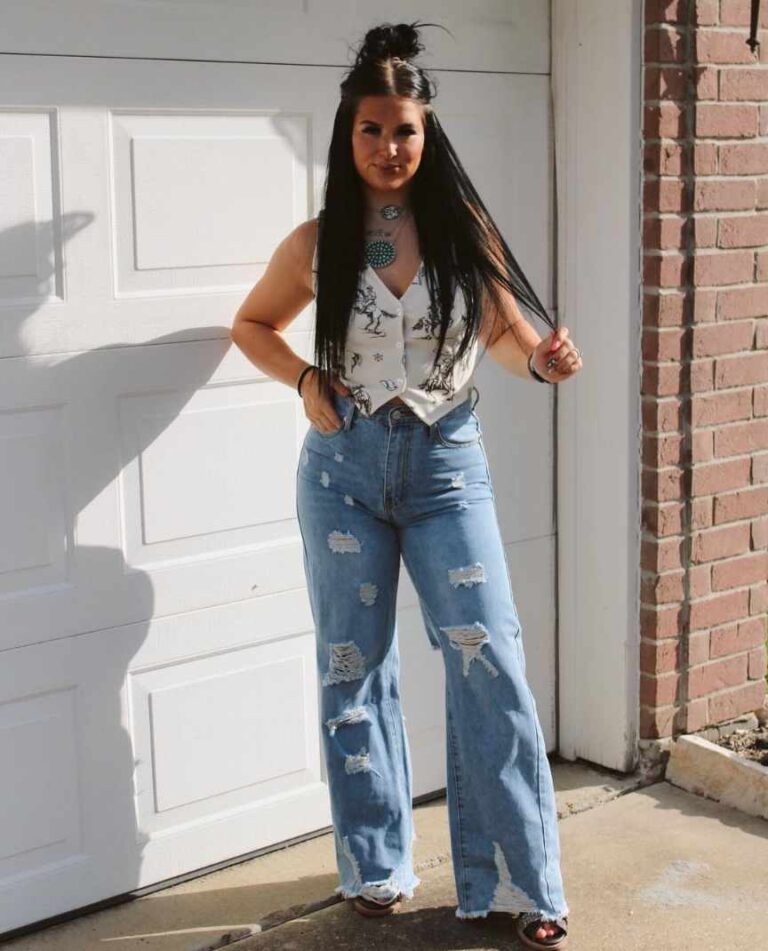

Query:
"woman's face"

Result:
[[351, 95, 426, 197]]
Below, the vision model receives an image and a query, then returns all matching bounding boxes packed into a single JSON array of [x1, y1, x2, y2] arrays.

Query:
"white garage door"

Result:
[[0, 1, 554, 934]]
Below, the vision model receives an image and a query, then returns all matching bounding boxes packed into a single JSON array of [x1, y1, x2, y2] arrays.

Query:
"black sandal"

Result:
[[349, 892, 402, 917], [515, 912, 569, 949]]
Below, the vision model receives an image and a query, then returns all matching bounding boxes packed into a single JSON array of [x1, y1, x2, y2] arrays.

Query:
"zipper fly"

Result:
[[382, 417, 415, 512]]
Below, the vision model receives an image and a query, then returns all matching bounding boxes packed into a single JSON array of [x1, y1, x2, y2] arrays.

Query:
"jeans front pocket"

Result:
[[312, 421, 345, 439], [311, 392, 352, 439], [433, 408, 481, 448]]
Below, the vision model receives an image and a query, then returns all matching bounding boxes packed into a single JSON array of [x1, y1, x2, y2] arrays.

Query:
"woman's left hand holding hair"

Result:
[[530, 328, 583, 383]]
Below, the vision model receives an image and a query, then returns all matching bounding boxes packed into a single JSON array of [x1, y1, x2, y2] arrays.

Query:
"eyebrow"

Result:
[[358, 119, 417, 128]]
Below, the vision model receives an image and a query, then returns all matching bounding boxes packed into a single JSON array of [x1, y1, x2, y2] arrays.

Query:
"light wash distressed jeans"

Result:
[[295, 385, 569, 921]]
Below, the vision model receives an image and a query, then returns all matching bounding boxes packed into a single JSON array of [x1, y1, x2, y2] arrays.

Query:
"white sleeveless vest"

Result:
[[311, 242, 479, 425]]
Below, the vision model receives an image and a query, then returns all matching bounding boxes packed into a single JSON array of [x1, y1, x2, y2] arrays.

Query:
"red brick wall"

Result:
[[641, 0, 768, 739]]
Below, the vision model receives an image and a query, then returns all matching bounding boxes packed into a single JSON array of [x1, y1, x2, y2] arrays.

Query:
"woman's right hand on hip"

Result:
[[302, 368, 353, 433]]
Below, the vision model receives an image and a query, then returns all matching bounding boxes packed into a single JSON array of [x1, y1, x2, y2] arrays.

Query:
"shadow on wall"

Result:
[[0, 209, 229, 934]]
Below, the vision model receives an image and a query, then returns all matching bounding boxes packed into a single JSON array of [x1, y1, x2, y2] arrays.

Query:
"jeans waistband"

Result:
[[333, 385, 480, 433], [335, 385, 480, 429]]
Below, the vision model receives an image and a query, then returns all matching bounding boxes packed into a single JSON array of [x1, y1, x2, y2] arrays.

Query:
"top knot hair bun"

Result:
[[338, 19, 438, 105], [354, 22, 425, 67]]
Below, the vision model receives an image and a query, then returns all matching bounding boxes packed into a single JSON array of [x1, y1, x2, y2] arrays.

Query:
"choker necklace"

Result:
[[380, 204, 405, 220], [364, 203, 409, 269]]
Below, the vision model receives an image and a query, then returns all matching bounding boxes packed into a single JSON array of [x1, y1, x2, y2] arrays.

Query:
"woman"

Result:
[[230, 21, 582, 950]]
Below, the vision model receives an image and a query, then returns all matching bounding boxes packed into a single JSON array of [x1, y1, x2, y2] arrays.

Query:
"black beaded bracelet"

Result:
[[527, 351, 553, 384], [296, 364, 315, 397]]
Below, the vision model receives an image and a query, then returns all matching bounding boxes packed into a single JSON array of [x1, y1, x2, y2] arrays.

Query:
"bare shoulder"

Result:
[[289, 216, 320, 258], [231, 216, 319, 334], [280, 216, 319, 294]]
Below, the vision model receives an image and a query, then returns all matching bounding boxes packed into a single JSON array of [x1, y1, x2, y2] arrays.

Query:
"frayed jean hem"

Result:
[[335, 871, 421, 902], [455, 902, 570, 920]]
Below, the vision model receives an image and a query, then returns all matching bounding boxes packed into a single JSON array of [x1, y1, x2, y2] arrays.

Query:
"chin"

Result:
[[378, 173, 412, 187]]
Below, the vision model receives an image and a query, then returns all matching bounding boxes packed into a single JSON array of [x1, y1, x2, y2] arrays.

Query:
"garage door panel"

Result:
[[0, 57, 334, 360], [0, 110, 60, 302], [132, 643, 320, 823], [112, 111, 308, 292], [0, 683, 81, 879], [0, 638, 105, 930], [120, 599, 331, 887], [0, 342, 276, 645], [0, 403, 70, 591], [1, 347, 316, 652], [1, 1, 549, 74], [118, 379, 297, 554], [0, 584, 329, 931]]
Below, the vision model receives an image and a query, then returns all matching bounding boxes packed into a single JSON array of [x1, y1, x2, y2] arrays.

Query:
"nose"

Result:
[[380, 139, 398, 158]]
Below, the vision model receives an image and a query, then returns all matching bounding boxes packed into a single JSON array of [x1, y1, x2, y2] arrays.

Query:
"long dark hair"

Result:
[[312, 20, 554, 397]]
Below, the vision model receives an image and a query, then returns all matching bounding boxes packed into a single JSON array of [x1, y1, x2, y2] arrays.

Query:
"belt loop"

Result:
[[470, 384, 480, 411]]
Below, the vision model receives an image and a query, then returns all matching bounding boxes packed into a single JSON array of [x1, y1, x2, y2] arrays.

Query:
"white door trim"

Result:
[[551, 0, 643, 771]]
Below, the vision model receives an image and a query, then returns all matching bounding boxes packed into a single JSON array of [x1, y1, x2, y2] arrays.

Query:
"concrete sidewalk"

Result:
[[6, 760, 767, 951]]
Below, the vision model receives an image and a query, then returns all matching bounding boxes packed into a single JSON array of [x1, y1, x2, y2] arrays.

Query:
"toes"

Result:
[[527, 917, 565, 941]]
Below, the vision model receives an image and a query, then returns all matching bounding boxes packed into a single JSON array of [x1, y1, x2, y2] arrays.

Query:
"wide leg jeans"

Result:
[[295, 386, 569, 921]]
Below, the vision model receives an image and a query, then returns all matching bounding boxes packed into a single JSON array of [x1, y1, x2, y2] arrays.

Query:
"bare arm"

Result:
[[478, 282, 549, 379], [230, 219, 350, 432], [229, 219, 317, 389]]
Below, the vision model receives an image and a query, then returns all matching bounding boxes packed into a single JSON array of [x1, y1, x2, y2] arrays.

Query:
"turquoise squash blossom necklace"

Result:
[[365, 203, 410, 269]]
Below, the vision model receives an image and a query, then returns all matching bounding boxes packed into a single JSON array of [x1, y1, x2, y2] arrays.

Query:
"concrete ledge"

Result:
[[666, 734, 768, 821]]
